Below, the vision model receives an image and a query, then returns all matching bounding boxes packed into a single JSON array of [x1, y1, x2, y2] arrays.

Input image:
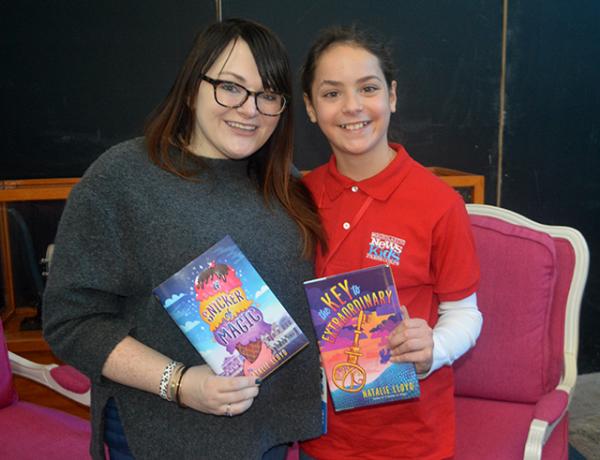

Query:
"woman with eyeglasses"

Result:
[[43, 19, 325, 460]]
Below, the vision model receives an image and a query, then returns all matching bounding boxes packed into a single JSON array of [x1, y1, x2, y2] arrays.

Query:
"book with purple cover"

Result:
[[303, 264, 420, 411], [153, 235, 309, 379]]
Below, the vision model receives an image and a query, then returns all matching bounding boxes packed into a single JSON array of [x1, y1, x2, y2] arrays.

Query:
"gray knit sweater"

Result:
[[43, 138, 322, 459]]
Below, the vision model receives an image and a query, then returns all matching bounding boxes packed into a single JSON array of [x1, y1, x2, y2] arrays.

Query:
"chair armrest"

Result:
[[523, 389, 569, 460], [9, 351, 91, 406], [532, 389, 569, 424]]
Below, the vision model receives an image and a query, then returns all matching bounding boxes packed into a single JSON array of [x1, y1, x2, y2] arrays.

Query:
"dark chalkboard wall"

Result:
[[2, 1, 214, 178], [1, 1, 599, 372], [226, 0, 501, 204], [502, 1, 600, 372]]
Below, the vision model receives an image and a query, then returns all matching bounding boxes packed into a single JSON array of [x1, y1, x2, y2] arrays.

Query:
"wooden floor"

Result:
[[4, 308, 90, 420]]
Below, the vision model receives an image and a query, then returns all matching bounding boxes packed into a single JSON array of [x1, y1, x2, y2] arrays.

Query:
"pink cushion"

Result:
[[50, 365, 91, 394], [0, 322, 17, 409], [455, 396, 568, 460], [454, 215, 559, 403], [0, 401, 91, 459]]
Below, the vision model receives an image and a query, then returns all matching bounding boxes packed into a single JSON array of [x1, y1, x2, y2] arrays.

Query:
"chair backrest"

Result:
[[0, 320, 17, 408], [454, 204, 589, 404]]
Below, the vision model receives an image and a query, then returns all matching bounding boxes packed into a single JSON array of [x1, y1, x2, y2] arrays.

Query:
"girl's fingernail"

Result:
[[255, 378, 262, 385]]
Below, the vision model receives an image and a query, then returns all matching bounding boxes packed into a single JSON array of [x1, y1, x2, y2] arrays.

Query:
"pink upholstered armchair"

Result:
[[0, 320, 92, 459], [454, 204, 589, 460]]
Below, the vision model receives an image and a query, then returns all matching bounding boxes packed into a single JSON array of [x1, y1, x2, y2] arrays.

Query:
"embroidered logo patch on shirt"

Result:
[[366, 232, 406, 266]]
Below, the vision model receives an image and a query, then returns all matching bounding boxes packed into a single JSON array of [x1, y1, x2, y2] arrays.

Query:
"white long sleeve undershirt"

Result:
[[419, 293, 482, 379]]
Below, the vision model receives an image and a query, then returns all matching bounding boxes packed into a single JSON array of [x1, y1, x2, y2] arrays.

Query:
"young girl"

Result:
[[43, 19, 325, 460], [299, 26, 483, 460]]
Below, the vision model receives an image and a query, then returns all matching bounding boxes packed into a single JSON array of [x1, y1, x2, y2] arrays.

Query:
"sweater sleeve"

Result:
[[42, 174, 138, 381]]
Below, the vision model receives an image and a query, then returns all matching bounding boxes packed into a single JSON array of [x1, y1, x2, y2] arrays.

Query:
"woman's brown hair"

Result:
[[145, 18, 325, 257]]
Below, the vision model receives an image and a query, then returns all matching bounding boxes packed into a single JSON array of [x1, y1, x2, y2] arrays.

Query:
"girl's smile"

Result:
[[339, 120, 372, 130]]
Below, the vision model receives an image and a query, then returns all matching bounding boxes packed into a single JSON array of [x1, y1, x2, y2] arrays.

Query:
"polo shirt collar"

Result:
[[324, 144, 414, 202]]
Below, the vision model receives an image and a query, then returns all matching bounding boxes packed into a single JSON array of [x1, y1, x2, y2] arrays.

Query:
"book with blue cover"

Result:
[[153, 235, 309, 379], [303, 264, 420, 411]]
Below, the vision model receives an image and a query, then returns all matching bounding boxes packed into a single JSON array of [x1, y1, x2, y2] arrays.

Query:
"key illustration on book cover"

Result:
[[332, 310, 368, 392], [304, 265, 420, 411], [154, 235, 309, 379]]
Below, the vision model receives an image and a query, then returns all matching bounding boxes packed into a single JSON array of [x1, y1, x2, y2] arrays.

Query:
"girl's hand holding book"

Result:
[[388, 305, 434, 375]]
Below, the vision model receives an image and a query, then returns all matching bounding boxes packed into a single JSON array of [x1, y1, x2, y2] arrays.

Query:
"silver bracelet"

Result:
[[159, 360, 179, 400]]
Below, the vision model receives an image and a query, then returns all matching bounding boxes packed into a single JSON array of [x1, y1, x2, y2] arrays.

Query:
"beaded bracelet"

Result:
[[175, 366, 190, 408], [158, 360, 180, 400]]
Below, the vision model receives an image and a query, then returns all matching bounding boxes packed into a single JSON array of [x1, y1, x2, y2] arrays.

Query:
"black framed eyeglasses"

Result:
[[200, 75, 287, 116]]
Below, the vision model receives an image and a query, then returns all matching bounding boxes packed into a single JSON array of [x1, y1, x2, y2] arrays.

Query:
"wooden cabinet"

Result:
[[427, 167, 485, 204], [1, 178, 79, 322]]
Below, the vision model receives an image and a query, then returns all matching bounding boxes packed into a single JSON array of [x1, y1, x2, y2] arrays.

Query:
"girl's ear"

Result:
[[389, 80, 397, 113], [303, 93, 318, 123]]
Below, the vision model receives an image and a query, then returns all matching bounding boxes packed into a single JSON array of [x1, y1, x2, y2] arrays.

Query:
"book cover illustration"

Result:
[[153, 235, 309, 379], [304, 265, 420, 412]]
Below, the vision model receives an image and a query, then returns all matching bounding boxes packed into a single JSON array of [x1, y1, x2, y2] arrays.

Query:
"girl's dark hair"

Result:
[[301, 24, 396, 100], [145, 18, 325, 258]]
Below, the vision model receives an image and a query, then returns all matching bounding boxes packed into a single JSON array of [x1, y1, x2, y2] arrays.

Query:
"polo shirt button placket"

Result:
[[343, 187, 358, 230]]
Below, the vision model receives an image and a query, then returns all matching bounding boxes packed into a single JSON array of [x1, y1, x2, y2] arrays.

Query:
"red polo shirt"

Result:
[[301, 144, 479, 460]]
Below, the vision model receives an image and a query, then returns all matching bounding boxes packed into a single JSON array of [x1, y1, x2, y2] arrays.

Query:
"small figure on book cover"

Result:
[[298, 25, 482, 460]]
